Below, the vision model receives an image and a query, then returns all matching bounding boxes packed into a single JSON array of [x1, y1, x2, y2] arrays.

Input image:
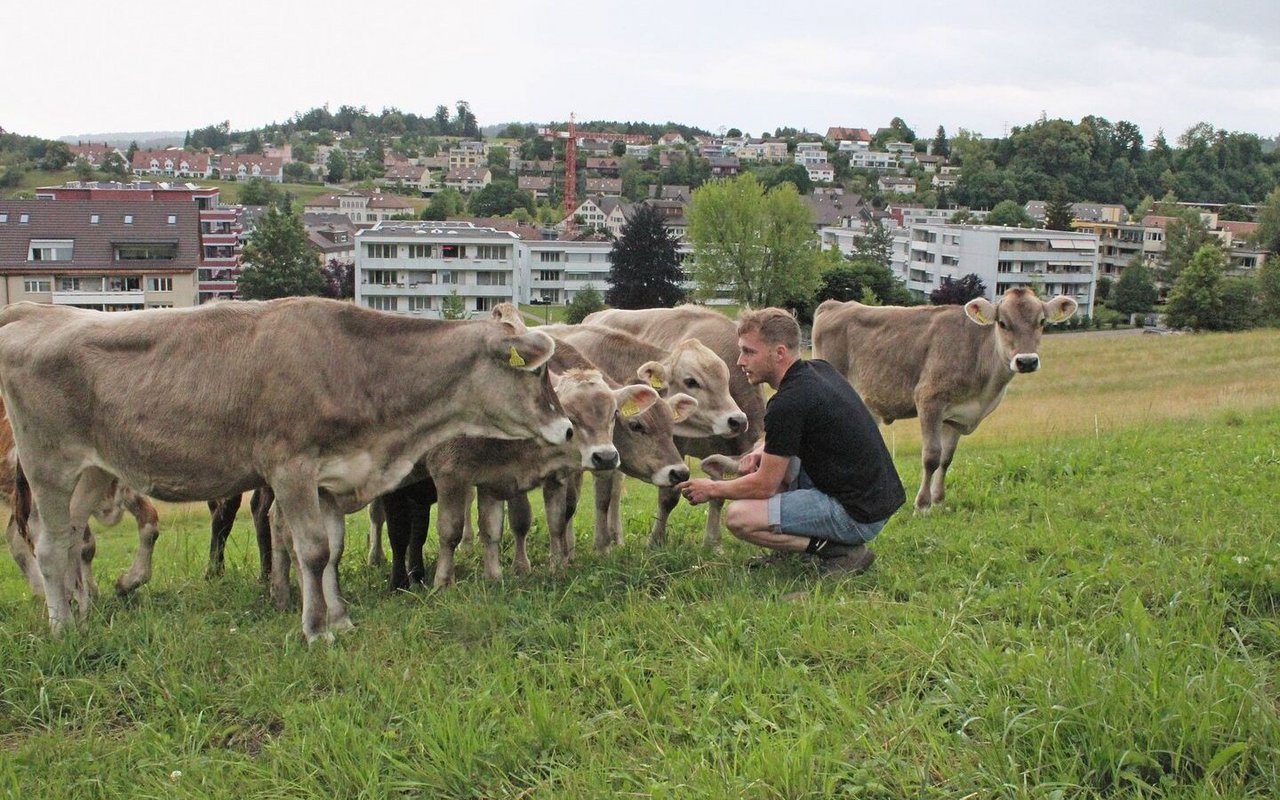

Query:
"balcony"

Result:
[[52, 290, 145, 307]]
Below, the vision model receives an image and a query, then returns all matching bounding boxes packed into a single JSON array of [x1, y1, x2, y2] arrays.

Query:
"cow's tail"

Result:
[[12, 456, 33, 548]]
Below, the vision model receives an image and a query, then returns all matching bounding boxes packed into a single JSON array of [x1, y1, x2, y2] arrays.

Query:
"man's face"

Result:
[[737, 330, 779, 387]]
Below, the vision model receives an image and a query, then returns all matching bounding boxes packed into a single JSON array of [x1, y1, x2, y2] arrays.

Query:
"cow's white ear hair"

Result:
[[665, 392, 698, 424], [964, 297, 997, 326], [503, 330, 555, 371], [1044, 295, 1078, 324]]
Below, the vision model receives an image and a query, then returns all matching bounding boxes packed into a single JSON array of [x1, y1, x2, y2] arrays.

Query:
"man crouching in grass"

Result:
[[676, 307, 905, 575]]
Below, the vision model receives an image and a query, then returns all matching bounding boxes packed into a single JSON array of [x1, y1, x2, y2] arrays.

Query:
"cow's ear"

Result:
[[491, 303, 527, 333], [964, 297, 997, 326], [1044, 295, 1079, 324], [636, 361, 668, 392], [614, 384, 659, 418], [700, 454, 739, 481], [500, 330, 555, 371], [665, 392, 698, 423]]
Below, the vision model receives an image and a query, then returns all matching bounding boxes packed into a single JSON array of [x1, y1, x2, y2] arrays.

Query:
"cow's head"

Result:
[[612, 386, 695, 487], [475, 326, 575, 445], [553, 370, 620, 471], [663, 338, 748, 438], [964, 288, 1078, 374]]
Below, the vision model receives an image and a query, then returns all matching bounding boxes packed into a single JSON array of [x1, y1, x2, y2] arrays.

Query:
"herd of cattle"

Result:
[[0, 288, 1075, 643]]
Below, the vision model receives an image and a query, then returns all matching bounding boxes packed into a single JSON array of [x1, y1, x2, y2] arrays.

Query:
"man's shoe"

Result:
[[818, 544, 876, 576], [746, 551, 793, 569]]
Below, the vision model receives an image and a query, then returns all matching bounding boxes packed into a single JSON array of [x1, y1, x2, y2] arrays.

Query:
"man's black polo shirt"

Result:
[[762, 358, 905, 523]]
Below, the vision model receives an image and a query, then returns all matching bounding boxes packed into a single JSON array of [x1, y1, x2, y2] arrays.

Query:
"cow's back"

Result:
[[812, 301, 993, 423], [582, 306, 764, 455]]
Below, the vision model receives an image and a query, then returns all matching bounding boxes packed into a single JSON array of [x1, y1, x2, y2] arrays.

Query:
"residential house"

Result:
[[517, 175, 554, 200], [914, 154, 946, 173], [850, 150, 898, 171], [69, 142, 123, 166], [585, 177, 622, 196], [932, 166, 961, 190], [569, 196, 629, 236], [0, 200, 201, 309], [217, 155, 284, 183], [878, 176, 917, 195], [444, 167, 492, 193], [806, 162, 835, 184], [805, 189, 865, 229], [382, 163, 434, 194], [131, 149, 212, 179], [304, 190, 416, 224], [624, 143, 652, 158], [448, 141, 488, 170], [708, 156, 741, 177], [585, 158, 621, 176], [825, 127, 871, 145], [304, 213, 359, 263], [658, 132, 687, 147]]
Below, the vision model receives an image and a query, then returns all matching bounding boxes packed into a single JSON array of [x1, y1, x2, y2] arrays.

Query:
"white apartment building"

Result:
[[893, 224, 1099, 314]]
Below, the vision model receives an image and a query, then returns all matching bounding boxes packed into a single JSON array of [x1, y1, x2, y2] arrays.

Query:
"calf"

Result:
[[812, 288, 1077, 512]]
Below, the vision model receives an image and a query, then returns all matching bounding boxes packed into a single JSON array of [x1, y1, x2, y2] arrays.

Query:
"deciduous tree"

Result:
[[687, 174, 820, 307], [1164, 244, 1227, 330], [237, 207, 323, 300], [986, 199, 1035, 228], [565, 284, 605, 324], [605, 204, 685, 308], [1110, 258, 1158, 315], [929, 273, 987, 305]]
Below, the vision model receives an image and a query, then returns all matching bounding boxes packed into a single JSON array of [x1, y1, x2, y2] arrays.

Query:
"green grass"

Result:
[[2, 331, 1279, 798]]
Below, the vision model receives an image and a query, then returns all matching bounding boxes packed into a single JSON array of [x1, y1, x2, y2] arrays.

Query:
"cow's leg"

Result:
[[270, 478, 332, 642], [267, 501, 293, 611], [366, 497, 386, 567], [6, 515, 45, 596], [592, 470, 620, 553], [406, 490, 433, 586], [562, 472, 582, 564], [29, 486, 76, 631], [543, 476, 571, 571], [250, 487, 274, 581], [647, 486, 682, 547], [65, 469, 116, 620], [915, 406, 946, 513], [114, 490, 160, 595], [458, 485, 477, 548], [508, 492, 533, 575], [475, 489, 505, 581], [927, 423, 963, 508], [432, 483, 469, 588], [205, 492, 242, 578], [78, 523, 99, 602], [382, 488, 413, 591], [318, 493, 352, 633]]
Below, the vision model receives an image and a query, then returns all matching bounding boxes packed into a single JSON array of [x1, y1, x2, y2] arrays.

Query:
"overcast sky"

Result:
[[6, 1, 1278, 144]]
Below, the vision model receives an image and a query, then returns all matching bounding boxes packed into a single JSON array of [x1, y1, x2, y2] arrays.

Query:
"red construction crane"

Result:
[[539, 114, 578, 234]]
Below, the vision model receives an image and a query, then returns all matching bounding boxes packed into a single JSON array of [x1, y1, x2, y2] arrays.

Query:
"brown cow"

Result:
[[2, 398, 160, 601], [0, 298, 573, 642], [812, 288, 1078, 512], [581, 306, 767, 546], [541, 321, 748, 547]]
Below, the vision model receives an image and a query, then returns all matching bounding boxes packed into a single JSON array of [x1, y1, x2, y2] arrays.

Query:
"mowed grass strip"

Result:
[[1, 330, 1278, 798]]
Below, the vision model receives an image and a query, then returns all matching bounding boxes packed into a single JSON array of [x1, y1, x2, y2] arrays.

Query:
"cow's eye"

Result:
[[997, 320, 1008, 330], [627, 420, 645, 433], [684, 378, 699, 389], [1038, 318, 1046, 328]]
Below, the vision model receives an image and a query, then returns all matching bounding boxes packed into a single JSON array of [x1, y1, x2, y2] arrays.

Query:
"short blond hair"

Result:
[[737, 307, 800, 351]]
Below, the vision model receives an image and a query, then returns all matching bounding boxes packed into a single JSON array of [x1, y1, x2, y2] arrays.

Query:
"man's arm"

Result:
[[678, 452, 790, 505]]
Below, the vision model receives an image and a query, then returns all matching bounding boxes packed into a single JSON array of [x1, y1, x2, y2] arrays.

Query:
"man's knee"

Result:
[[724, 500, 769, 540]]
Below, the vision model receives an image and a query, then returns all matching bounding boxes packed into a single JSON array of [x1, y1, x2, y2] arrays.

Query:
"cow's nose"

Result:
[[669, 466, 690, 485], [727, 413, 748, 433], [1014, 354, 1040, 373], [563, 425, 574, 441], [591, 449, 619, 470]]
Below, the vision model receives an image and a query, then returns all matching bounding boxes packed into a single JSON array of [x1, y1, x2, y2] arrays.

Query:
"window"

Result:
[[366, 269, 396, 285], [366, 243, 397, 259], [475, 271, 507, 286], [539, 251, 562, 263], [441, 244, 466, 259], [167, 215, 177, 224], [408, 296, 431, 312], [408, 243, 433, 259], [116, 244, 176, 261], [475, 244, 507, 259], [19, 214, 29, 224], [474, 297, 496, 312], [90, 214, 100, 224], [366, 296, 396, 311], [124, 215, 133, 224], [146, 303, 174, 309], [29, 240, 74, 262], [565, 272, 592, 281], [109, 277, 142, 292], [438, 270, 458, 285], [0, 214, 7, 223], [23, 277, 51, 293], [59, 277, 82, 291], [538, 270, 561, 281], [147, 277, 173, 292]]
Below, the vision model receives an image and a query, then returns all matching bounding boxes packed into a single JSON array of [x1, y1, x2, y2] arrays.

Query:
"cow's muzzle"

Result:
[[655, 464, 690, 486], [1012, 354, 1040, 373], [539, 418, 575, 445], [721, 412, 749, 437], [588, 447, 620, 471]]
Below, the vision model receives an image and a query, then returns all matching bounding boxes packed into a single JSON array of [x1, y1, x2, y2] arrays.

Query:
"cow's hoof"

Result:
[[305, 630, 336, 646], [328, 615, 355, 633]]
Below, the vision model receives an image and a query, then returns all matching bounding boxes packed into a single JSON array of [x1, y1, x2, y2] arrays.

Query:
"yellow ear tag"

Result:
[[722, 470, 739, 480], [671, 405, 682, 421], [508, 346, 526, 367], [649, 375, 665, 389], [622, 398, 641, 417]]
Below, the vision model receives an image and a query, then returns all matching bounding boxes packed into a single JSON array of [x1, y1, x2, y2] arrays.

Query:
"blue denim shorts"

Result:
[[766, 460, 886, 545]]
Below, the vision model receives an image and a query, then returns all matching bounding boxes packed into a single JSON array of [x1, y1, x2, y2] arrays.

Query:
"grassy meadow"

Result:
[[1, 329, 1278, 798]]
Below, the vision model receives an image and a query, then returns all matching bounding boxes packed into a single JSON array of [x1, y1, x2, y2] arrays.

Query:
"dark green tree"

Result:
[[243, 130, 263, 154], [852, 222, 894, 270], [1164, 244, 1227, 330], [765, 162, 812, 194], [454, 101, 479, 138], [319, 259, 355, 300], [565, 284, 606, 324], [467, 181, 534, 217], [986, 199, 1035, 227], [326, 149, 348, 183], [605, 204, 685, 308], [1044, 192, 1075, 231], [930, 273, 987, 305], [101, 151, 129, 181], [931, 125, 950, 158], [1256, 253, 1280, 325], [817, 257, 912, 306], [1251, 186, 1280, 255], [237, 178, 283, 207], [1110, 258, 1158, 315], [421, 188, 465, 220], [237, 207, 324, 299], [1161, 209, 1216, 284]]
